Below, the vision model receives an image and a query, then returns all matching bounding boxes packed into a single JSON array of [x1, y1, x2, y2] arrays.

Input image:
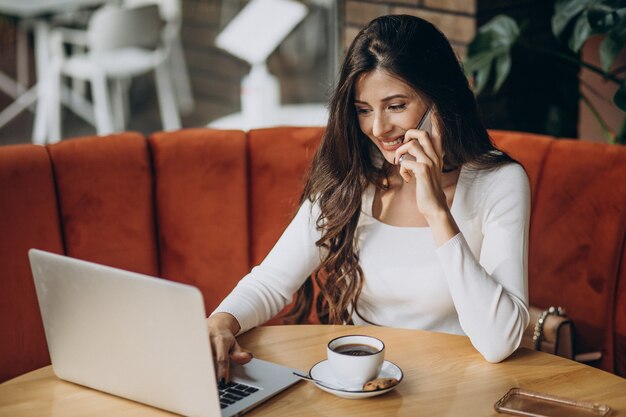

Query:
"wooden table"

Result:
[[1, 325, 625, 416]]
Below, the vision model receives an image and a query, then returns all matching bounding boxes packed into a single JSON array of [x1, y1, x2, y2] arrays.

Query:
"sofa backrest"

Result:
[[0, 144, 64, 382], [492, 131, 626, 373], [48, 133, 160, 274], [615, 250, 626, 377], [148, 129, 250, 313], [1, 127, 625, 383]]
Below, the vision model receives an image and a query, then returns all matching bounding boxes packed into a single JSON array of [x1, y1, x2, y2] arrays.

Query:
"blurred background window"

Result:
[[0, 0, 341, 145], [0, 0, 623, 146]]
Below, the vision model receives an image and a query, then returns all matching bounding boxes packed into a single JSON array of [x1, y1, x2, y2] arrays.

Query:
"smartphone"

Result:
[[417, 107, 432, 135], [494, 388, 611, 417], [398, 107, 432, 165]]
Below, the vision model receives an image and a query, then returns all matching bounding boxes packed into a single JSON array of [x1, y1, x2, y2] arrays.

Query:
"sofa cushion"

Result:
[[528, 139, 625, 366], [247, 127, 324, 266], [2, 127, 624, 384], [149, 129, 249, 313], [495, 131, 626, 371], [615, 243, 626, 377], [47, 133, 159, 275], [0, 144, 63, 382], [490, 130, 553, 203], [247, 127, 324, 324]]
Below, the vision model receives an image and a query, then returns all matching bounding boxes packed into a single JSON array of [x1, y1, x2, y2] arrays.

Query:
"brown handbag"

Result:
[[520, 306, 574, 359]]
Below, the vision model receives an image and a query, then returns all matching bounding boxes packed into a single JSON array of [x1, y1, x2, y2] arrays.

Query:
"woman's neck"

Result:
[[373, 166, 462, 228]]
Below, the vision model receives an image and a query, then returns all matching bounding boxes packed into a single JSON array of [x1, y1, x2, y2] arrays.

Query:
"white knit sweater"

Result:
[[214, 162, 531, 362]]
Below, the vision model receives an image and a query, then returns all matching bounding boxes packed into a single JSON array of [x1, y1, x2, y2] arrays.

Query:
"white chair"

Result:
[[124, 0, 194, 114], [47, 4, 180, 142], [215, 0, 308, 127]]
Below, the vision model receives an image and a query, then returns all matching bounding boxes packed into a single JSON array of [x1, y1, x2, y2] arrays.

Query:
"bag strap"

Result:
[[532, 306, 566, 351]]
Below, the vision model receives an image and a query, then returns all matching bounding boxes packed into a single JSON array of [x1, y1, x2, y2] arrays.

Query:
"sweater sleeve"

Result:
[[436, 163, 530, 362], [211, 199, 323, 333]]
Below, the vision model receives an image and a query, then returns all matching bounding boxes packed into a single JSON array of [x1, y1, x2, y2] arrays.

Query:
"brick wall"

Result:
[[0, 1, 580, 139], [180, 0, 248, 124], [181, 0, 566, 131], [343, 1, 479, 60], [182, 0, 551, 126], [343, 0, 539, 60], [181, 0, 334, 125], [342, 0, 580, 137]]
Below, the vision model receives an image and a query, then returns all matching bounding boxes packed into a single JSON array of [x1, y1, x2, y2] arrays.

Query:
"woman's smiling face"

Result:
[[354, 70, 430, 165]]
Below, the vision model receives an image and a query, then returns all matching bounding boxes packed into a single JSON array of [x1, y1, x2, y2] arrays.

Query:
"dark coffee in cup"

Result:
[[327, 335, 385, 387], [333, 343, 379, 356]]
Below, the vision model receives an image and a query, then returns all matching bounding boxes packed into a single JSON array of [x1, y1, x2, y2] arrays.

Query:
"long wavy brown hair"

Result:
[[285, 15, 514, 325]]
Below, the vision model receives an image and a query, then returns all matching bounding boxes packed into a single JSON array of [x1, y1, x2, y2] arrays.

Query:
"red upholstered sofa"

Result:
[[1, 127, 625, 383]]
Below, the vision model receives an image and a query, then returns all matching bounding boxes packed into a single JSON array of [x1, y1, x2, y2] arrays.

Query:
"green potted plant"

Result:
[[465, 0, 625, 144]]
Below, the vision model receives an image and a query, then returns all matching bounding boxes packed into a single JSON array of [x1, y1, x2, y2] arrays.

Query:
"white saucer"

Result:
[[308, 359, 403, 399]]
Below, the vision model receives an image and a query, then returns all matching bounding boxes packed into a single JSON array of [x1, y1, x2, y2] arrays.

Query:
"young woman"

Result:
[[208, 14, 530, 382]]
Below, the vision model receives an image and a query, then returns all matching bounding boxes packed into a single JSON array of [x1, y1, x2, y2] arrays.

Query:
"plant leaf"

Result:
[[464, 50, 496, 73], [569, 11, 594, 52], [552, 0, 593, 38], [600, 33, 622, 71], [484, 15, 520, 41], [465, 32, 497, 94], [614, 80, 626, 112], [467, 31, 495, 59], [600, 14, 626, 71], [473, 62, 491, 94], [493, 54, 512, 92], [465, 16, 519, 94], [587, 1, 626, 31], [468, 15, 520, 55]]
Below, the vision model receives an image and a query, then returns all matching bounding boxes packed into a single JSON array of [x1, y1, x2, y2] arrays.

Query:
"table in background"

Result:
[[1, 325, 625, 416], [208, 103, 328, 130], [0, 0, 108, 143]]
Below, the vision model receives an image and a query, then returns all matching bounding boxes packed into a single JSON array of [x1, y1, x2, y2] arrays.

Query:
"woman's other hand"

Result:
[[206, 313, 253, 385]]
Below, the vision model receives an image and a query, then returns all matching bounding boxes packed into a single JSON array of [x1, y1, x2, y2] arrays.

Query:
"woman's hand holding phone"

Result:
[[396, 107, 433, 164], [395, 108, 448, 223]]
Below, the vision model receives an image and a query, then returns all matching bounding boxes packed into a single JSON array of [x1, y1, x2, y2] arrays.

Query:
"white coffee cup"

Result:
[[327, 335, 385, 388]]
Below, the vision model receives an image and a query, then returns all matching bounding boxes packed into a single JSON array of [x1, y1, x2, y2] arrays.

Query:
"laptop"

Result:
[[28, 249, 301, 417]]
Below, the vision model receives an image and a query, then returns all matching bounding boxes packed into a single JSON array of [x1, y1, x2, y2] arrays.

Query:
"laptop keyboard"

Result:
[[219, 381, 260, 409]]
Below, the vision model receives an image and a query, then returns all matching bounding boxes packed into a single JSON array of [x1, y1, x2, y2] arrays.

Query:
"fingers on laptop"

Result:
[[210, 330, 233, 382], [213, 339, 252, 382], [231, 342, 253, 365], [215, 348, 230, 383]]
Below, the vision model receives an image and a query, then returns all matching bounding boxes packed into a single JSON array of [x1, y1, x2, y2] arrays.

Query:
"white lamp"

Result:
[[215, 0, 308, 126]]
